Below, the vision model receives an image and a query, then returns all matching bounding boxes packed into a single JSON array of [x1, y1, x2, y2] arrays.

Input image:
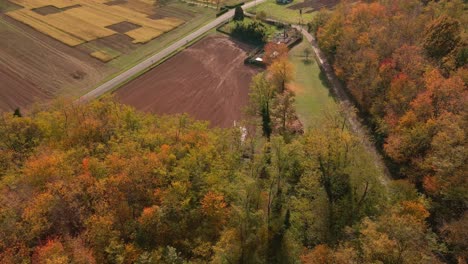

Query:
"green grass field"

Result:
[[248, 0, 315, 24], [289, 40, 336, 128]]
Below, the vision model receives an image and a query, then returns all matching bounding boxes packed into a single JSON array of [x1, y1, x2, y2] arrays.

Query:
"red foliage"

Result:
[[422, 175, 439, 195], [263, 42, 289, 65]]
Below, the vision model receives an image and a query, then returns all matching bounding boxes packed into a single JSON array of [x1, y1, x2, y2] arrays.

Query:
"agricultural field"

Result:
[[6, 0, 185, 59], [0, 15, 112, 111], [116, 34, 259, 127], [0, 0, 215, 112], [288, 40, 336, 127], [248, 0, 339, 24]]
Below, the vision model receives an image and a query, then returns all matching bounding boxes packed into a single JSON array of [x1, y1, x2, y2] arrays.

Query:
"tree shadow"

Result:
[[318, 68, 338, 99]]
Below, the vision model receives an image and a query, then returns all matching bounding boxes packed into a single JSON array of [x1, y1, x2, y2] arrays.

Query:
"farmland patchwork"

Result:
[[6, 0, 184, 61]]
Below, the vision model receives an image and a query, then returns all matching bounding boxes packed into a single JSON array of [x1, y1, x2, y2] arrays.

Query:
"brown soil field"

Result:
[[0, 14, 112, 112], [107, 21, 142, 34], [288, 0, 340, 10], [0, 66, 50, 111], [116, 35, 259, 127]]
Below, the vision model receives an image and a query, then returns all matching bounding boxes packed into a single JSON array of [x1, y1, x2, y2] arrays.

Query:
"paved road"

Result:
[[78, 0, 266, 102], [293, 25, 392, 184]]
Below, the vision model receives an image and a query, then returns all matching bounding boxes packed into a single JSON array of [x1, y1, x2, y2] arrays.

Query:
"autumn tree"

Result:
[[316, 8, 343, 57], [268, 57, 294, 93], [263, 42, 289, 65], [423, 15, 461, 61], [297, 105, 384, 244], [314, 1, 467, 260], [248, 73, 276, 138], [33, 239, 70, 264], [201, 191, 230, 235], [308, 9, 332, 35], [441, 212, 468, 261], [358, 200, 441, 264], [270, 89, 298, 139]]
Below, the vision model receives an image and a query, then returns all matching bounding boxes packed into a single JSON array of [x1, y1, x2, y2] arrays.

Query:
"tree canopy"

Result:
[[312, 0, 467, 261]]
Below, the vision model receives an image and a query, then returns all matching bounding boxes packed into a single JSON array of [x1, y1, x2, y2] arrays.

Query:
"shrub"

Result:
[[231, 20, 268, 44], [256, 10, 267, 21], [233, 6, 244, 21]]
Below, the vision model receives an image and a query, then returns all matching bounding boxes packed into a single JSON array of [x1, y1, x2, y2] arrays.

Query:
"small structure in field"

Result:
[[245, 27, 302, 67]]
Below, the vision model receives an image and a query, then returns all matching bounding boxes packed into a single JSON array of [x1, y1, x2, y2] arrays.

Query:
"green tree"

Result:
[[234, 7, 244, 21], [13, 108, 22, 117], [248, 73, 276, 138]]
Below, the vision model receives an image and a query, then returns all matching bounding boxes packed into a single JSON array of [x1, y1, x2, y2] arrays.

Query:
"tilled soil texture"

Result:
[[288, 0, 340, 10], [0, 15, 111, 112], [0, 66, 50, 111], [116, 35, 259, 128]]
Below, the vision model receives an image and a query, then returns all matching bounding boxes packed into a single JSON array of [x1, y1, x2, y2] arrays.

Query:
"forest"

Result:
[[0, 0, 466, 263], [1, 95, 441, 263], [311, 0, 467, 262]]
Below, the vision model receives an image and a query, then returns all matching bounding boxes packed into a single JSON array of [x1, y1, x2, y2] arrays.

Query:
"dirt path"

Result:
[[293, 25, 392, 185]]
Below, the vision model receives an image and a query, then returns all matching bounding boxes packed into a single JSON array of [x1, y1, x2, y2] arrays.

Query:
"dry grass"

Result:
[[90, 50, 119, 62], [44, 11, 116, 41], [111, 0, 157, 15], [125, 27, 163, 44], [7, 9, 84, 46], [64, 5, 122, 28], [6, 0, 184, 58], [9, 0, 80, 9]]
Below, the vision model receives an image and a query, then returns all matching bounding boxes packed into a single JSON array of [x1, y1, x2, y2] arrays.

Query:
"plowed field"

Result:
[[116, 35, 259, 127]]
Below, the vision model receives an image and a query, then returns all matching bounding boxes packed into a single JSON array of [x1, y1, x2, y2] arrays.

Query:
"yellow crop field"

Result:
[[6, 0, 184, 61], [9, 0, 80, 9], [90, 50, 119, 62], [126, 27, 163, 44], [40, 11, 116, 41], [64, 6, 122, 28], [7, 9, 84, 46], [117, 0, 158, 15]]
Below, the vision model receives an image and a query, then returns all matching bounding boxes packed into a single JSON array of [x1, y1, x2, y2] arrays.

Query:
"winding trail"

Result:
[[293, 25, 392, 184], [78, 0, 266, 103]]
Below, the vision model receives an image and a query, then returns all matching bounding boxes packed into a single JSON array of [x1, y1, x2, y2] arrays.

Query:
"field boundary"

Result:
[[108, 29, 215, 94], [78, 0, 267, 103]]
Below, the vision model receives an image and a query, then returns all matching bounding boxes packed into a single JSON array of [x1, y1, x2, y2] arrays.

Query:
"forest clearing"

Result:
[[288, 39, 336, 127]]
